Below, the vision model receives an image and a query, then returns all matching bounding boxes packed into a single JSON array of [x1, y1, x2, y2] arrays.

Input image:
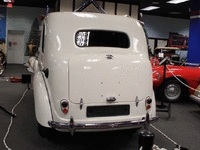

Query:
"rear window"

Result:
[[75, 30, 130, 48]]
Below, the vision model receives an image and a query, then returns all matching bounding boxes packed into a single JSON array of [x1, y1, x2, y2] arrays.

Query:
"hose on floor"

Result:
[[3, 88, 29, 150]]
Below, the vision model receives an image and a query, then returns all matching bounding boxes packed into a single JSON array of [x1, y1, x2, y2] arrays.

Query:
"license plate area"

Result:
[[87, 105, 130, 118]]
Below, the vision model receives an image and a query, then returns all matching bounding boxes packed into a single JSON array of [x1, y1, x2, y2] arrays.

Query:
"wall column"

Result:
[[187, 0, 200, 64]]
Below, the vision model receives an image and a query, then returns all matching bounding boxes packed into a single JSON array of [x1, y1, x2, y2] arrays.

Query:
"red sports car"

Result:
[[151, 57, 200, 102]]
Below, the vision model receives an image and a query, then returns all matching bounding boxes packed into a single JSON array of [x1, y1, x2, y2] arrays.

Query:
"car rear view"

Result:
[[32, 12, 158, 136]]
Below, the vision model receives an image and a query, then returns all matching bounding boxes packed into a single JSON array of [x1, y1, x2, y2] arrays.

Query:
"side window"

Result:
[[42, 24, 45, 53]]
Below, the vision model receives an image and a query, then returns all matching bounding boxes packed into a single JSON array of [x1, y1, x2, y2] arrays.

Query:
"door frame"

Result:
[[7, 30, 25, 64]]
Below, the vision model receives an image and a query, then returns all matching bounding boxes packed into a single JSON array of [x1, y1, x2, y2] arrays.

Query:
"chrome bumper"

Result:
[[190, 94, 200, 104], [48, 115, 158, 135]]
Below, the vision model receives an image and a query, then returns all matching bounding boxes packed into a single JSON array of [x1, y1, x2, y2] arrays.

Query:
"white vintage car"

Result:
[[28, 12, 158, 136]]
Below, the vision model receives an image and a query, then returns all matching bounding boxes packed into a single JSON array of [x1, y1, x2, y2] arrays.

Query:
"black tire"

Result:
[[38, 123, 52, 138], [4, 61, 7, 70], [159, 79, 187, 102], [0, 51, 5, 64]]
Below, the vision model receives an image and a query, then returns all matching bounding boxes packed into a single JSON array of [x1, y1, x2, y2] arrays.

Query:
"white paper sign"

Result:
[[158, 52, 164, 58]]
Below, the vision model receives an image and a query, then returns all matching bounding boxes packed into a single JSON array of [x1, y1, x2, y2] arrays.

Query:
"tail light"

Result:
[[145, 97, 152, 110], [60, 99, 69, 114]]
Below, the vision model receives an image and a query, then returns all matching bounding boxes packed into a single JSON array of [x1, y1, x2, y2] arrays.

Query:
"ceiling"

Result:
[[105, 0, 190, 19], [0, 0, 57, 8], [0, 0, 190, 20]]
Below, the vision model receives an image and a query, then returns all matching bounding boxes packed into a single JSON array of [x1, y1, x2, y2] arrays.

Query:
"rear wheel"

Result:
[[159, 79, 186, 102]]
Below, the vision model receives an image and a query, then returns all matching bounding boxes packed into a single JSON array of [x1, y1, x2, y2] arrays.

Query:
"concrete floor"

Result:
[[0, 65, 200, 150]]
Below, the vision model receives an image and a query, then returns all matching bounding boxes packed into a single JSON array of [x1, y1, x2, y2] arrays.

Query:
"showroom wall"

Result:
[[6, 6, 46, 63], [59, 0, 190, 39], [143, 14, 190, 39], [0, 6, 6, 55], [59, 0, 139, 19], [1, 2, 190, 64], [142, 14, 190, 52]]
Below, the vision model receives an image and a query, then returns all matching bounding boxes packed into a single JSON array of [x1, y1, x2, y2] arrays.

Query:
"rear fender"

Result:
[[33, 71, 52, 127]]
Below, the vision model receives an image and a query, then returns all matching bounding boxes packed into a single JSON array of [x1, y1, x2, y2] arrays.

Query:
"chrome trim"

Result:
[[135, 96, 139, 107], [106, 54, 113, 59], [106, 97, 116, 102], [48, 116, 158, 135], [80, 98, 83, 110], [190, 94, 200, 104]]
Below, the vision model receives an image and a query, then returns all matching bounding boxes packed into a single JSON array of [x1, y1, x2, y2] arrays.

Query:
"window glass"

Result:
[[75, 30, 130, 48], [42, 24, 45, 53]]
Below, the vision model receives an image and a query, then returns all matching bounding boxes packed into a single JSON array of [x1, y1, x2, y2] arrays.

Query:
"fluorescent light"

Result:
[[3, 0, 14, 2], [141, 6, 160, 11], [167, 0, 189, 4]]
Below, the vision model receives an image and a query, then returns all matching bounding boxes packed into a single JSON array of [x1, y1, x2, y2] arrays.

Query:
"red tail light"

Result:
[[145, 97, 152, 110], [146, 105, 151, 110], [61, 100, 69, 114], [63, 108, 68, 114]]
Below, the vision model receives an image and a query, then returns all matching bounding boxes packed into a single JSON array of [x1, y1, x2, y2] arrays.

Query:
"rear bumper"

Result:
[[190, 94, 200, 104], [48, 115, 158, 135]]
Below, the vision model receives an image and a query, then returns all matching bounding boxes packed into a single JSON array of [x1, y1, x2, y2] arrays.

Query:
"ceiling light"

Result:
[[141, 6, 160, 11], [3, 0, 14, 2], [167, 0, 189, 4]]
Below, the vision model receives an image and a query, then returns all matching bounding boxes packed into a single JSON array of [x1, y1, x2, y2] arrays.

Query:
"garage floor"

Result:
[[0, 65, 200, 150]]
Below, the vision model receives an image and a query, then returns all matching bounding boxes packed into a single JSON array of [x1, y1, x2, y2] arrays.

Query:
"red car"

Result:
[[151, 57, 200, 102]]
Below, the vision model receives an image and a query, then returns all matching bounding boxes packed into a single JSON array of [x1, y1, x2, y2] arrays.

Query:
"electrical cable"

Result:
[[152, 62, 194, 149], [150, 124, 189, 150], [3, 88, 29, 150], [150, 124, 177, 146]]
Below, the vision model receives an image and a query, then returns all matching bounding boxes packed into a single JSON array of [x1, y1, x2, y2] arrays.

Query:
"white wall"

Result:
[[60, 0, 73, 12], [104, 2, 115, 15], [7, 6, 46, 63], [59, 0, 139, 19], [143, 14, 190, 39]]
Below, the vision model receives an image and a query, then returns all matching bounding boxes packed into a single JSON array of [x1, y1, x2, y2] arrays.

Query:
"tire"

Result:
[[0, 51, 5, 64], [38, 123, 52, 138], [159, 79, 186, 102]]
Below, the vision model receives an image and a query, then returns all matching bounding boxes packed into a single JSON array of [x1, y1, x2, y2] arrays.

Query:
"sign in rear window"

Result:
[[75, 30, 130, 48]]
